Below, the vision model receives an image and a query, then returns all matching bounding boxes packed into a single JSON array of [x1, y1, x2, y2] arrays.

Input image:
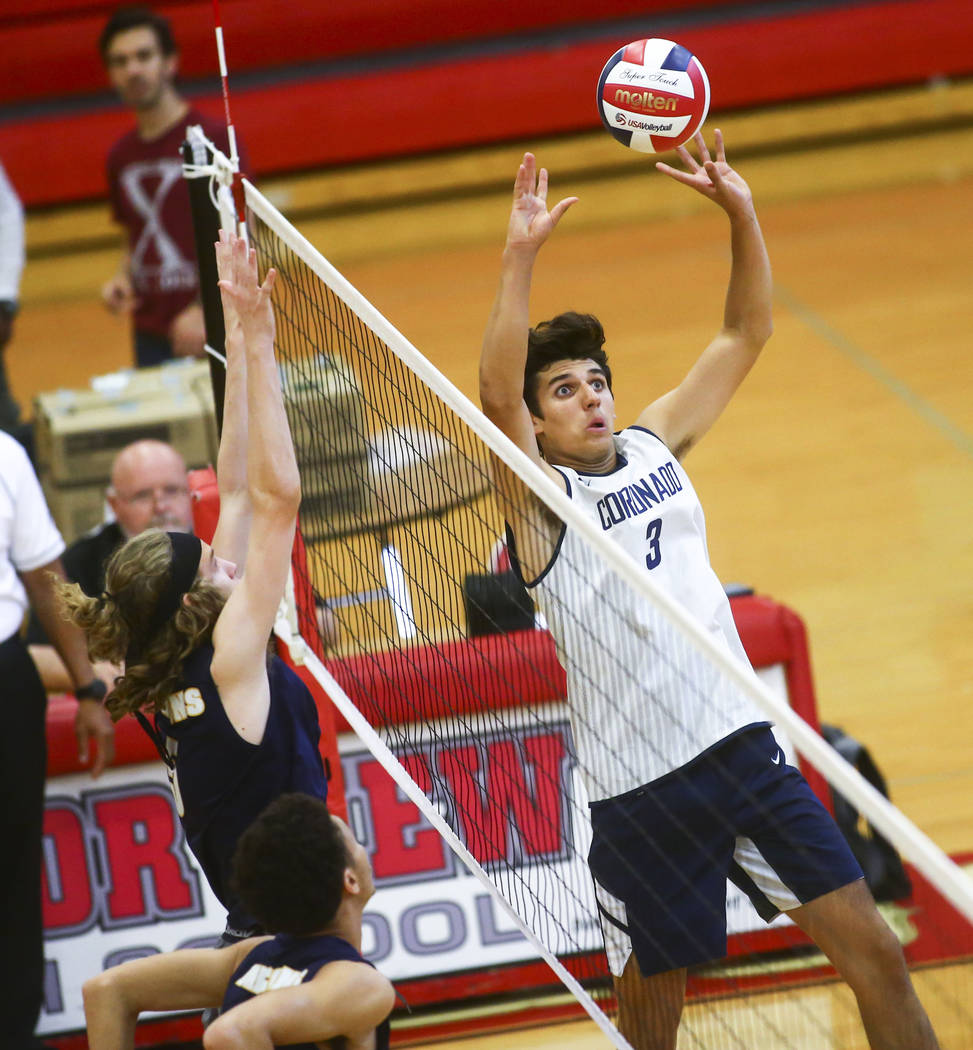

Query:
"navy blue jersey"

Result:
[[155, 645, 328, 930], [221, 933, 391, 1050]]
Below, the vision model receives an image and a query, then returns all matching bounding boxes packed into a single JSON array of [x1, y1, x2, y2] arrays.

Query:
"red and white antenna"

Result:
[[209, 0, 244, 234], [211, 0, 239, 172]]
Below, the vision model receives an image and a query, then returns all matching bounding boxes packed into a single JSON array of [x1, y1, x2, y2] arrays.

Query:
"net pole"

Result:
[[182, 135, 226, 433]]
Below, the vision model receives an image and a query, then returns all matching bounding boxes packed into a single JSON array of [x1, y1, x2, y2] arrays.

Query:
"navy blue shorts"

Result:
[[587, 726, 863, 976]]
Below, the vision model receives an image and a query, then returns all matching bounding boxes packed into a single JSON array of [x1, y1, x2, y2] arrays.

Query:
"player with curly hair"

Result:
[[82, 793, 393, 1050]]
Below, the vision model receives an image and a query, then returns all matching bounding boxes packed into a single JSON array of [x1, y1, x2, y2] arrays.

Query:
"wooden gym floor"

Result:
[[16, 80, 973, 1046]]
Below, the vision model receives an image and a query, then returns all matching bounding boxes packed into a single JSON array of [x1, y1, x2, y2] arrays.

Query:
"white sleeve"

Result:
[[0, 161, 26, 303], [4, 436, 64, 572]]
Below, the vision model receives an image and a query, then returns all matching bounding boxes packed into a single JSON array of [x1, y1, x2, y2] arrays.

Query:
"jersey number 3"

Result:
[[645, 518, 662, 570]]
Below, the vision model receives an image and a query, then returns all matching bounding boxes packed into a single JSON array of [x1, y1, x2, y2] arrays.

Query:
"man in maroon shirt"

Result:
[[99, 6, 244, 367]]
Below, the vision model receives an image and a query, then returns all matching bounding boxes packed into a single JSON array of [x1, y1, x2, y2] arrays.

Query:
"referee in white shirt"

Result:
[[0, 430, 114, 1050], [0, 160, 25, 436]]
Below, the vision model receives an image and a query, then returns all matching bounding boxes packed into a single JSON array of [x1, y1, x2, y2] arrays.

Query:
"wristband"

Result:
[[75, 679, 108, 702]]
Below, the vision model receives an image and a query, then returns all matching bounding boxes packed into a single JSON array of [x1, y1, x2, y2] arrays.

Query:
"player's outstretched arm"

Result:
[[210, 233, 300, 739], [203, 960, 395, 1050], [83, 941, 261, 1050], [479, 152, 577, 462], [479, 155, 575, 580], [210, 229, 252, 571], [638, 129, 773, 459]]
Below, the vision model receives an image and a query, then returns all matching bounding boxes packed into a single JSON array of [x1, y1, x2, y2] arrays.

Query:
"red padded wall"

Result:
[[1, 0, 970, 208], [2, 0, 734, 105]]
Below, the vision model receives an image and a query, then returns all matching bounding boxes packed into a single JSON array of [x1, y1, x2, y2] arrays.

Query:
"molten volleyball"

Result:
[[597, 38, 710, 153]]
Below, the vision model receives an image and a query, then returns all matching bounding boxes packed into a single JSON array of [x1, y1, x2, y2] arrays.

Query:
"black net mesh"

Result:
[[245, 186, 973, 1050]]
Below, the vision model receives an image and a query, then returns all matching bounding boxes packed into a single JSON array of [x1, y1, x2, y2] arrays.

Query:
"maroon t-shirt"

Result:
[[107, 107, 245, 337]]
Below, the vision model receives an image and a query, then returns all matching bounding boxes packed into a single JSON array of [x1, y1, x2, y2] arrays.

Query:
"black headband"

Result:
[[125, 532, 202, 665]]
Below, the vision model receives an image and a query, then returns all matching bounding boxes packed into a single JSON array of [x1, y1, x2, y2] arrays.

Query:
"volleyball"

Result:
[[597, 38, 710, 153]]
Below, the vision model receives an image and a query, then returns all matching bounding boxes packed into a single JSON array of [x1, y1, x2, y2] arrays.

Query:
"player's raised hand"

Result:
[[655, 129, 754, 217], [216, 230, 276, 346], [215, 230, 241, 334], [505, 152, 578, 254]]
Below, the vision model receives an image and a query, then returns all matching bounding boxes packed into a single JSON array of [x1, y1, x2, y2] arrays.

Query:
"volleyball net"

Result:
[[241, 174, 973, 1048]]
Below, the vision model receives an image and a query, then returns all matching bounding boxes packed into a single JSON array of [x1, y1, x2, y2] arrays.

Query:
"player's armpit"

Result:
[[488, 453, 562, 583]]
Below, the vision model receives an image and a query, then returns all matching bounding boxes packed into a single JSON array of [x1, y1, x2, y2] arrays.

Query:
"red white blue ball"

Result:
[[597, 38, 710, 153]]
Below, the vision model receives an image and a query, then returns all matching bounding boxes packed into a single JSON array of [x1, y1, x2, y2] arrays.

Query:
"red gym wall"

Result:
[[1, 0, 971, 209]]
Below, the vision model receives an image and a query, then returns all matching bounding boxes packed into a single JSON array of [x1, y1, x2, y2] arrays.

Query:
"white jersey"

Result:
[[0, 161, 25, 304], [520, 427, 767, 801], [0, 431, 65, 639]]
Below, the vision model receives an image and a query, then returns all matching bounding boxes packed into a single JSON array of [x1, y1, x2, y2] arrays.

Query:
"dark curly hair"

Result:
[[99, 6, 177, 60], [524, 311, 612, 417], [231, 794, 350, 936], [57, 529, 225, 721]]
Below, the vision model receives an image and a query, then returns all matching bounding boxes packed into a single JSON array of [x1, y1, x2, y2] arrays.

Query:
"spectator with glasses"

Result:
[[27, 438, 193, 693]]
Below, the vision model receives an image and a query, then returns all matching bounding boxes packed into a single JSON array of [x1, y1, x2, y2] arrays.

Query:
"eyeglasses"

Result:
[[117, 484, 189, 507]]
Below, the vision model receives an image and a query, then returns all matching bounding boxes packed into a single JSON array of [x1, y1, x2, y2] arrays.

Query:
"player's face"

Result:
[[104, 27, 177, 111], [532, 358, 616, 468], [196, 541, 239, 597], [333, 816, 376, 903]]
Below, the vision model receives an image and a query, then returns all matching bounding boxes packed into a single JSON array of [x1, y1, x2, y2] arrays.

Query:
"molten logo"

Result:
[[614, 88, 678, 114]]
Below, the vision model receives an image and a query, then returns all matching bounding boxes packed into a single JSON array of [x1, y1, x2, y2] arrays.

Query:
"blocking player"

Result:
[[82, 793, 394, 1050], [478, 132, 938, 1049], [60, 231, 329, 942]]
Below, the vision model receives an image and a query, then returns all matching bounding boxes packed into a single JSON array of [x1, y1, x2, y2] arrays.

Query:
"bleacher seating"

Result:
[[1, 0, 970, 209]]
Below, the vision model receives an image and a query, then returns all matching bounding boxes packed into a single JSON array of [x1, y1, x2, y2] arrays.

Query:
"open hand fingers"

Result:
[[550, 196, 579, 226], [670, 129, 722, 173], [703, 159, 723, 190], [692, 130, 711, 165], [713, 127, 726, 165], [654, 160, 701, 188], [259, 267, 277, 298], [215, 229, 232, 277], [514, 152, 536, 199], [215, 230, 245, 277], [672, 142, 700, 174], [223, 237, 261, 290]]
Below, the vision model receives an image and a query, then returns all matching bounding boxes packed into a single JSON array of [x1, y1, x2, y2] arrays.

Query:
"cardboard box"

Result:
[[40, 475, 110, 545], [34, 362, 218, 485], [280, 355, 369, 509], [298, 428, 489, 543], [34, 356, 372, 535], [87, 358, 215, 402], [281, 355, 368, 461]]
